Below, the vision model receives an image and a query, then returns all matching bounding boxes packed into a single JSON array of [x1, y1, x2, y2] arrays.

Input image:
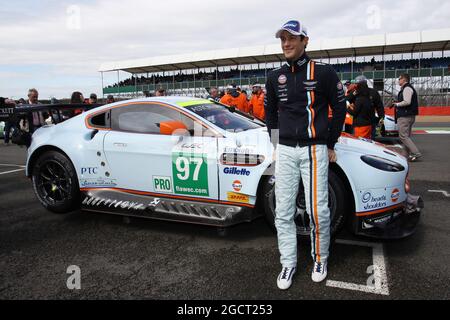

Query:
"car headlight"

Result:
[[360, 155, 405, 172]]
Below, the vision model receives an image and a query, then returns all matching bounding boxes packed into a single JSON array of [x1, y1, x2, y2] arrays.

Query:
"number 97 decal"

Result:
[[172, 153, 209, 197]]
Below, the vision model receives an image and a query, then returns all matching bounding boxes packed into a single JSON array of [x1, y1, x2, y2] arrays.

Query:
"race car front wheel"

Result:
[[32, 151, 80, 214], [263, 170, 348, 239]]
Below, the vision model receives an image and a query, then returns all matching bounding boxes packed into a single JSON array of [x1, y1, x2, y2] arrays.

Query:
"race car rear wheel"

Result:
[[32, 151, 80, 214], [263, 170, 348, 240]]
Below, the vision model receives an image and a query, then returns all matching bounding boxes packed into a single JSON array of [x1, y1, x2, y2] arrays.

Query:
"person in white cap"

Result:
[[264, 20, 346, 290]]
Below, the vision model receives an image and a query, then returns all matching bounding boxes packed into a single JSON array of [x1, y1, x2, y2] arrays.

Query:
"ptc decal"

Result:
[[81, 167, 98, 175]]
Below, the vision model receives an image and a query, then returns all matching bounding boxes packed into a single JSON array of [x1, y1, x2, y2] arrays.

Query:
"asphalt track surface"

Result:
[[0, 125, 449, 300]]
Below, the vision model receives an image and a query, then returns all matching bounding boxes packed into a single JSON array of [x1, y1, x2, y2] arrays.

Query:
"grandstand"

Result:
[[99, 28, 450, 106]]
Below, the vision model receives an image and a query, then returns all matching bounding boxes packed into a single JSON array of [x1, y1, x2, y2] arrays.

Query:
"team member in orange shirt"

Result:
[[249, 84, 265, 121], [220, 84, 249, 113]]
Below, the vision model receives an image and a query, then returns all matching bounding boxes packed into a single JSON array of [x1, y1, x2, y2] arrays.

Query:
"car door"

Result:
[[102, 102, 219, 201]]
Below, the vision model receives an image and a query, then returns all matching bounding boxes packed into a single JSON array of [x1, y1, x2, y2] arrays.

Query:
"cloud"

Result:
[[0, 0, 449, 98]]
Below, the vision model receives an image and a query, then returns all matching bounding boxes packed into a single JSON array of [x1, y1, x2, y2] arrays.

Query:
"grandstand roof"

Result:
[[99, 28, 450, 74]]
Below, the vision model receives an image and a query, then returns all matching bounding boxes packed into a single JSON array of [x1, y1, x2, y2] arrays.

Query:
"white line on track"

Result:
[[0, 168, 25, 175], [428, 190, 450, 197], [326, 239, 390, 296], [0, 163, 26, 168]]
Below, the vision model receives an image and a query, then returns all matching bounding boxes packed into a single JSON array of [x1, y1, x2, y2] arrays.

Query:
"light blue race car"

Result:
[[18, 97, 423, 239]]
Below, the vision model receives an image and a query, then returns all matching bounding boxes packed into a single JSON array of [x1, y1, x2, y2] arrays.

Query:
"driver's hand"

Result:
[[328, 149, 337, 163]]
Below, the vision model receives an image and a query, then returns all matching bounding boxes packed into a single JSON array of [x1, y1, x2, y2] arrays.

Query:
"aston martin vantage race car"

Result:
[[21, 97, 422, 239]]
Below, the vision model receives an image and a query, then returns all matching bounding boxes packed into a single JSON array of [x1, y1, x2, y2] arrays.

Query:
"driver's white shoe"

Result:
[[277, 267, 296, 290], [311, 262, 327, 283]]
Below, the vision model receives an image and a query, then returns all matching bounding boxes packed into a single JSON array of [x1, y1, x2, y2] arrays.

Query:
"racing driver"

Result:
[[264, 20, 346, 290]]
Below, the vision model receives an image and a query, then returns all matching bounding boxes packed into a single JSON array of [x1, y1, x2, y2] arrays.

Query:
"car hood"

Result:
[[232, 129, 406, 166], [336, 134, 407, 165]]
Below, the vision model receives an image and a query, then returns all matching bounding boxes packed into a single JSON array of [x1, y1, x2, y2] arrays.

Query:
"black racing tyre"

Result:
[[31, 151, 80, 214], [263, 170, 348, 240]]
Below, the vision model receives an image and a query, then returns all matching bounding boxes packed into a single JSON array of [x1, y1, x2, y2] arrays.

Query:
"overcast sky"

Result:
[[0, 0, 449, 99]]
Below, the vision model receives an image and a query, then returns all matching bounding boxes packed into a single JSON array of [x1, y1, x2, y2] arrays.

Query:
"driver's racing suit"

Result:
[[264, 53, 346, 267]]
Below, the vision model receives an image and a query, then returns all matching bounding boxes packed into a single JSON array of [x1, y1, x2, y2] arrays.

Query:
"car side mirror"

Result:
[[159, 120, 188, 136]]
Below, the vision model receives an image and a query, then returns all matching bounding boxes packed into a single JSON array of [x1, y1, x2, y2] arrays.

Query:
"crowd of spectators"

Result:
[[106, 57, 450, 89]]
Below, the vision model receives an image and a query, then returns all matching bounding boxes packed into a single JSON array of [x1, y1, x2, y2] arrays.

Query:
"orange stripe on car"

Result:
[[80, 187, 255, 208]]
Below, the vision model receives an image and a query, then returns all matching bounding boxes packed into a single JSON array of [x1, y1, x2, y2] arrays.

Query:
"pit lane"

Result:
[[0, 126, 449, 300]]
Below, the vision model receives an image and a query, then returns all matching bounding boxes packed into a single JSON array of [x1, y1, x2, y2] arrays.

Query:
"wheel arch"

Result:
[[329, 162, 355, 216], [27, 145, 73, 178]]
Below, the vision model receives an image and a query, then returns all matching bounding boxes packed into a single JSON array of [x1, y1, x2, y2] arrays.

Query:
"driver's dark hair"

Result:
[[300, 35, 307, 49]]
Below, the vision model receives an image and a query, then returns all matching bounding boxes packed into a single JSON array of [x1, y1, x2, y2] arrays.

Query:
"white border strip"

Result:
[[0, 164, 26, 167], [326, 239, 390, 296], [0, 168, 25, 175]]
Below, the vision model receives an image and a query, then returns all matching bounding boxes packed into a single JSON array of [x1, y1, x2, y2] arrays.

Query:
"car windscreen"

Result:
[[185, 103, 262, 132]]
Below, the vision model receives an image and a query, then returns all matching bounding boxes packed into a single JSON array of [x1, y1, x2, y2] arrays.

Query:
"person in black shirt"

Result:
[[346, 81, 373, 139], [354, 76, 385, 139]]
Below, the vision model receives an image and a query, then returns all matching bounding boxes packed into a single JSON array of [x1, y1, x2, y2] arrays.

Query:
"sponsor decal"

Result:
[[391, 188, 400, 203], [361, 191, 387, 211], [177, 100, 212, 108], [364, 214, 393, 226], [223, 167, 251, 176], [82, 196, 148, 211], [81, 167, 99, 175], [284, 22, 298, 28], [172, 153, 209, 196], [153, 176, 173, 193], [80, 178, 117, 188], [278, 74, 287, 85], [181, 143, 203, 149], [224, 147, 255, 154], [232, 180, 242, 192], [149, 198, 161, 208], [362, 192, 372, 204], [227, 192, 249, 204]]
